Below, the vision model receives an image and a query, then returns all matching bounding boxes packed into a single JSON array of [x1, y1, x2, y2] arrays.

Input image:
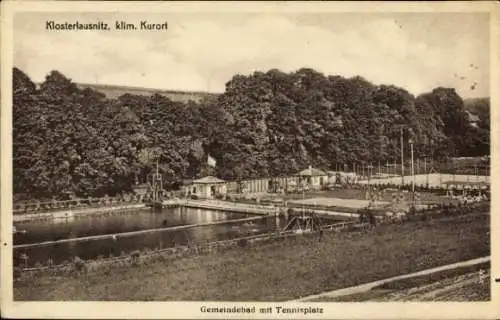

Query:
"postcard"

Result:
[[1, 1, 499, 319]]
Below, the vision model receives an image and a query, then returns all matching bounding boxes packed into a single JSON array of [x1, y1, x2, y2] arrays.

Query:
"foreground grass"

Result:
[[15, 212, 489, 301], [433, 279, 490, 301], [376, 261, 490, 291]]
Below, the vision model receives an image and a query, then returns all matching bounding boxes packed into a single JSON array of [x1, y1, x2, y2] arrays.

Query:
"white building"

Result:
[[296, 166, 327, 190], [184, 176, 227, 199]]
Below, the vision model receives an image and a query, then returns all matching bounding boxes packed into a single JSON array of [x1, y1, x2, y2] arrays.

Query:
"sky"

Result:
[[14, 11, 490, 98]]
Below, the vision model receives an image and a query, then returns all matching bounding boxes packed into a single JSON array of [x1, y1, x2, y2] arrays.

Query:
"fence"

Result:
[[351, 159, 490, 179]]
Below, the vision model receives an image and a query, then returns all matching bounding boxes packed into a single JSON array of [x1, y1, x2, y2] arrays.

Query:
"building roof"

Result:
[[297, 167, 327, 176], [466, 110, 480, 122], [192, 176, 226, 184]]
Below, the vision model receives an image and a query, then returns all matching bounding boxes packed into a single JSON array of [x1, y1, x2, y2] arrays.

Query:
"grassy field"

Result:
[[14, 211, 489, 301], [313, 262, 490, 302]]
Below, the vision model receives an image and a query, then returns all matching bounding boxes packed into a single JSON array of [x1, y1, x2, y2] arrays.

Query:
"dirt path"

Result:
[[291, 256, 490, 302]]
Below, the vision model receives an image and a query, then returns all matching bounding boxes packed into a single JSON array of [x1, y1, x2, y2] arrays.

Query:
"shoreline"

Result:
[[13, 210, 489, 301], [13, 203, 148, 223], [13, 198, 363, 224]]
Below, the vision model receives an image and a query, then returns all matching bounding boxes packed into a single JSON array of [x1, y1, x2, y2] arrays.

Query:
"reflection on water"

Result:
[[14, 219, 279, 267], [13, 207, 284, 267], [13, 207, 343, 267], [14, 207, 237, 245]]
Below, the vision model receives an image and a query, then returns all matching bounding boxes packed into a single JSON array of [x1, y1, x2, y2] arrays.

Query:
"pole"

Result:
[[400, 127, 405, 186], [411, 141, 415, 193], [453, 159, 456, 183], [368, 164, 371, 186], [424, 156, 428, 186], [394, 157, 396, 177], [439, 159, 442, 185], [155, 158, 159, 201]]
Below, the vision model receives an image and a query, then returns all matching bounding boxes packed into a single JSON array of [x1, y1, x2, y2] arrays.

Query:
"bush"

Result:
[[130, 250, 141, 265], [74, 256, 86, 272]]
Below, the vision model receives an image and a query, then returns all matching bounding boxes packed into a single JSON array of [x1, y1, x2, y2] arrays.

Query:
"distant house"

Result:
[[465, 111, 480, 128], [184, 176, 227, 199], [296, 166, 327, 190]]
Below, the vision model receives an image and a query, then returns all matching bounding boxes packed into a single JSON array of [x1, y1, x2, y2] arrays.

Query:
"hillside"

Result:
[[75, 83, 220, 102]]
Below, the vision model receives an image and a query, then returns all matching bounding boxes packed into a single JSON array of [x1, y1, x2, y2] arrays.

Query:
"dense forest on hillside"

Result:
[[13, 67, 490, 199]]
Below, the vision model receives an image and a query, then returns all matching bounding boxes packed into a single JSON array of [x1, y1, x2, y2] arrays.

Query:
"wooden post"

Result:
[[400, 127, 405, 186], [21, 253, 29, 269], [394, 157, 397, 177], [425, 156, 428, 186]]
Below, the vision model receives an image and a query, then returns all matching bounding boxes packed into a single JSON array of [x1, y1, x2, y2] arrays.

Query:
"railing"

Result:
[[13, 195, 146, 215]]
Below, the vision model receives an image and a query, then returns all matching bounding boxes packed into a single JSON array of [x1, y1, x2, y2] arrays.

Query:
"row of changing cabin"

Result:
[[183, 167, 349, 199], [182, 167, 490, 200]]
